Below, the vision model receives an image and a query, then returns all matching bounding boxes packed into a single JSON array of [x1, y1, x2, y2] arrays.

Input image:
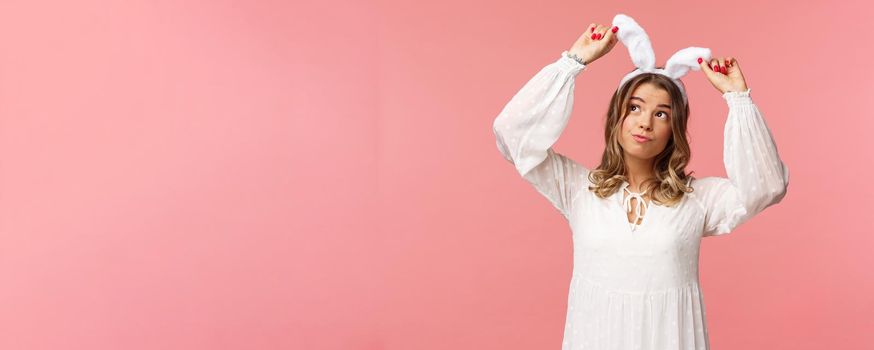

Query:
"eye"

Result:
[[629, 104, 669, 119]]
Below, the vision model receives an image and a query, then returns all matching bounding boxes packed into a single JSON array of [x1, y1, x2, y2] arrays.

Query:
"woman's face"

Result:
[[619, 83, 673, 161]]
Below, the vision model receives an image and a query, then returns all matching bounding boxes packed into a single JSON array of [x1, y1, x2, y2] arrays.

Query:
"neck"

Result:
[[624, 156, 655, 192]]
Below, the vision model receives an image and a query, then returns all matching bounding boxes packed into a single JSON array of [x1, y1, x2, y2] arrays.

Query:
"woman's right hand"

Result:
[[568, 23, 619, 65]]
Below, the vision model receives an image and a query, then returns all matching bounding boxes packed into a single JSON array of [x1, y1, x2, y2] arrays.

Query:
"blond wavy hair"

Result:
[[587, 70, 695, 207]]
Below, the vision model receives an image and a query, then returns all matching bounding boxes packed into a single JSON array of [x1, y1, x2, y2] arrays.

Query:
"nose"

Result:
[[638, 120, 652, 131]]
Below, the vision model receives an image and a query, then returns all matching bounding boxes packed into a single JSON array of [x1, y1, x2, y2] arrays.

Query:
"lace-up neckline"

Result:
[[620, 182, 654, 232], [622, 187, 649, 232]]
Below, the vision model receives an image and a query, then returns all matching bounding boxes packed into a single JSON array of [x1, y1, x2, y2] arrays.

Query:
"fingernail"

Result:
[[591, 26, 595, 32], [721, 66, 727, 74], [591, 33, 597, 39], [697, 57, 703, 64], [612, 26, 618, 33]]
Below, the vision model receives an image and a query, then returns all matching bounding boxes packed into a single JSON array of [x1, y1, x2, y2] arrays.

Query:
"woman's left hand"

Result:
[[698, 56, 749, 94]]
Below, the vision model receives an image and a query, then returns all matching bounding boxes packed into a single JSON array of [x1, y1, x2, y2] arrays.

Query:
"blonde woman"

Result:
[[491, 17, 789, 350]]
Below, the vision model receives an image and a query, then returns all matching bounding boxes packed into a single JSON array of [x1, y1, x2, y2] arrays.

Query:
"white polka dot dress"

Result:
[[492, 51, 790, 350]]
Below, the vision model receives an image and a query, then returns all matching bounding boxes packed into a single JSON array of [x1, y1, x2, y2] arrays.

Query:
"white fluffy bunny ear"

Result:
[[664, 47, 712, 80], [612, 14, 656, 71]]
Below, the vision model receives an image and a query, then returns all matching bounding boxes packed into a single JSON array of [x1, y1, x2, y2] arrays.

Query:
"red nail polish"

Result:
[[721, 66, 727, 74], [591, 26, 595, 32], [697, 57, 703, 64], [591, 33, 597, 39], [612, 26, 618, 33], [598, 33, 603, 39]]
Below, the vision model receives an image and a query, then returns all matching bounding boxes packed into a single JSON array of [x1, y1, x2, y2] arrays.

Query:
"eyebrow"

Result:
[[630, 96, 671, 110]]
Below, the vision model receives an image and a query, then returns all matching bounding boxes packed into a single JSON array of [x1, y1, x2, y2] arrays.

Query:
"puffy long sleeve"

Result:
[[698, 89, 790, 236], [492, 51, 590, 221]]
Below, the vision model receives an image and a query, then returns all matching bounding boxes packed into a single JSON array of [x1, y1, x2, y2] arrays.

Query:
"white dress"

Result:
[[491, 51, 790, 350]]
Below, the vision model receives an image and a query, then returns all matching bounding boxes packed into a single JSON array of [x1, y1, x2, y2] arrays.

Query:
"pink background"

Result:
[[0, 0, 871, 349]]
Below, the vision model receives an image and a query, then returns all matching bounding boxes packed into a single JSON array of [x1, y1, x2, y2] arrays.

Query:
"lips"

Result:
[[632, 134, 651, 142]]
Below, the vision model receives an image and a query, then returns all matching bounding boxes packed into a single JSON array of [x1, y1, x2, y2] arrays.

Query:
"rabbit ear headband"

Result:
[[613, 13, 711, 105]]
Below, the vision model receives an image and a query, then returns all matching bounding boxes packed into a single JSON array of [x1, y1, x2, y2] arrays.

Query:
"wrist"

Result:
[[721, 85, 749, 94], [559, 51, 587, 75], [722, 88, 753, 106], [568, 51, 588, 65], [566, 48, 593, 65]]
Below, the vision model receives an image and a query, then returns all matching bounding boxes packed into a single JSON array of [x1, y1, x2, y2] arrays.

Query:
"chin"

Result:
[[626, 152, 655, 161], [621, 145, 656, 160]]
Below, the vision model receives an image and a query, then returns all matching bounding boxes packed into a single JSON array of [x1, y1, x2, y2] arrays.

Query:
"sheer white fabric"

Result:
[[492, 51, 789, 350]]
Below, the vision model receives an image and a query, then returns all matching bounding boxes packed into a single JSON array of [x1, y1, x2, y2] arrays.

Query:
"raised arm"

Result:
[[697, 88, 790, 236], [492, 23, 619, 221], [492, 51, 590, 220]]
